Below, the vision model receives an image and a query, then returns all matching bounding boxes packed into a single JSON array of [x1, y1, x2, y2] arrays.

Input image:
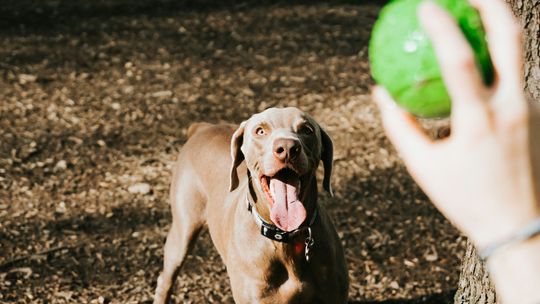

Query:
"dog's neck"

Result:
[[245, 172, 319, 261]]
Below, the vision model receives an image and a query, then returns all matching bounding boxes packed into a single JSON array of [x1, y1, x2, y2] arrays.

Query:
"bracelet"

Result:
[[480, 217, 540, 261]]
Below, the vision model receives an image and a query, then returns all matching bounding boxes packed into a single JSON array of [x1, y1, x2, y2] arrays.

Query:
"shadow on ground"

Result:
[[352, 289, 455, 303]]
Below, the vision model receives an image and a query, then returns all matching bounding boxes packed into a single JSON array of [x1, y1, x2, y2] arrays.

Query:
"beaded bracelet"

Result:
[[480, 217, 540, 260]]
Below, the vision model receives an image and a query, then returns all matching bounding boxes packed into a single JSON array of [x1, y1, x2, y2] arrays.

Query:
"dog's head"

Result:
[[229, 107, 333, 232]]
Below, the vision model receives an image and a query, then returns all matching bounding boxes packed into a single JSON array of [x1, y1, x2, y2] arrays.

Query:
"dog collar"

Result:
[[246, 196, 318, 243], [245, 171, 317, 261]]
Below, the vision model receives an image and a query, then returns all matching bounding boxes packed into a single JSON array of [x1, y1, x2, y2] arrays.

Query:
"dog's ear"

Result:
[[229, 121, 246, 192], [319, 126, 334, 196]]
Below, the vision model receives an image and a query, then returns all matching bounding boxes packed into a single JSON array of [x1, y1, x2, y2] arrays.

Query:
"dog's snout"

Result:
[[273, 138, 301, 162]]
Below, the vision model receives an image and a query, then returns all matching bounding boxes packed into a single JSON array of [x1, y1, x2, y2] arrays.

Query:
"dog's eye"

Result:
[[255, 127, 266, 136], [299, 124, 314, 135]]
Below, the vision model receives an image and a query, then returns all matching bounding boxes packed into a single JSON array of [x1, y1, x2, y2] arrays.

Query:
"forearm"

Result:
[[487, 236, 540, 304]]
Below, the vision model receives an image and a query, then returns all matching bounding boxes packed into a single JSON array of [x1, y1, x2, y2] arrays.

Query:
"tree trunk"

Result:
[[454, 242, 497, 303], [454, 1, 539, 303], [514, 0, 540, 100]]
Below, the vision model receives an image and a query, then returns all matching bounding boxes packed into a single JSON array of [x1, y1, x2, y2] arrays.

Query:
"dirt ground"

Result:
[[0, 0, 465, 303]]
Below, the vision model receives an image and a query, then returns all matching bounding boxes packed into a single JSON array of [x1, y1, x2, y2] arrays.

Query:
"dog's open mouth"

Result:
[[260, 168, 307, 232]]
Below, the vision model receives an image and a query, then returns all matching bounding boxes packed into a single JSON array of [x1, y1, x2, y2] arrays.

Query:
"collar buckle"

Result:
[[304, 227, 315, 262]]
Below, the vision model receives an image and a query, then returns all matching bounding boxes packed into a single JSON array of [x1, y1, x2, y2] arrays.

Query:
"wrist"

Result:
[[468, 202, 540, 249], [479, 216, 540, 260], [486, 235, 540, 304]]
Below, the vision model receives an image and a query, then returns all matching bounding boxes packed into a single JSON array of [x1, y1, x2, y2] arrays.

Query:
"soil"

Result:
[[0, 0, 464, 303]]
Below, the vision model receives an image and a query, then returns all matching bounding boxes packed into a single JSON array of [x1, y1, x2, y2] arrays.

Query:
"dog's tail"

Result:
[[187, 122, 212, 138]]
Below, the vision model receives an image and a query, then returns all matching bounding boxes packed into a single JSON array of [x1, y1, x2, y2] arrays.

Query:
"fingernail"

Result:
[[418, 1, 442, 28], [383, 97, 398, 111], [419, 0, 438, 12]]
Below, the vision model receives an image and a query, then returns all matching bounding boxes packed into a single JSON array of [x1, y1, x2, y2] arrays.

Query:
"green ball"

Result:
[[369, 0, 494, 118]]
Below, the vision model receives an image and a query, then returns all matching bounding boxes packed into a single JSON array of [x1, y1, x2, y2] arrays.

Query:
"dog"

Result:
[[153, 107, 349, 303]]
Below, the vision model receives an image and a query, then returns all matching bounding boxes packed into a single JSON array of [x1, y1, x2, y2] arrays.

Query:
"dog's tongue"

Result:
[[269, 178, 306, 232]]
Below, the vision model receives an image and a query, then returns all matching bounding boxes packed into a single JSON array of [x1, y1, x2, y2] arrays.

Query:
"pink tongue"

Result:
[[269, 178, 306, 232]]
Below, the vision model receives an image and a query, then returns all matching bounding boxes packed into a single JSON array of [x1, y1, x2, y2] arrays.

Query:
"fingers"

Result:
[[419, 1, 489, 134], [373, 86, 433, 164], [469, 0, 523, 90], [468, 0, 526, 120]]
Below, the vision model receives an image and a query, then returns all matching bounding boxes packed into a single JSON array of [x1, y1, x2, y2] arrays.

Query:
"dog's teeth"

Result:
[[269, 178, 275, 200]]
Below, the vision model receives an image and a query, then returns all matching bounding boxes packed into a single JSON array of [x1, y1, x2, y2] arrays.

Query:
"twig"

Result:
[[0, 62, 17, 71], [0, 245, 76, 272]]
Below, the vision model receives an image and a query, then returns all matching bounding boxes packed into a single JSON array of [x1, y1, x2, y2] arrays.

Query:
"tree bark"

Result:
[[454, 1, 539, 303], [513, 0, 540, 100], [454, 242, 497, 304]]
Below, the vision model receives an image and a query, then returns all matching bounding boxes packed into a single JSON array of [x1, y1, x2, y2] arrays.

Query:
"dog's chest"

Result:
[[258, 251, 328, 301]]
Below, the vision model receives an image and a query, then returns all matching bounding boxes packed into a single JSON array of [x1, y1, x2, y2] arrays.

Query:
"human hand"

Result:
[[373, 0, 540, 249]]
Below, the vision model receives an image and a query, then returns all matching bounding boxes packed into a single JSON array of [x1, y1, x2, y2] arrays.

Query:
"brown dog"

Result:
[[153, 107, 348, 303]]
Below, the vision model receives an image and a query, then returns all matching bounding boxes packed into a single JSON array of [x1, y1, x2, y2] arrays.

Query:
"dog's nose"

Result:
[[273, 138, 301, 162]]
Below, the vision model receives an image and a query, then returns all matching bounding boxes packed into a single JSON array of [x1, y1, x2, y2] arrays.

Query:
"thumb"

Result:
[[373, 86, 433, 164]]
